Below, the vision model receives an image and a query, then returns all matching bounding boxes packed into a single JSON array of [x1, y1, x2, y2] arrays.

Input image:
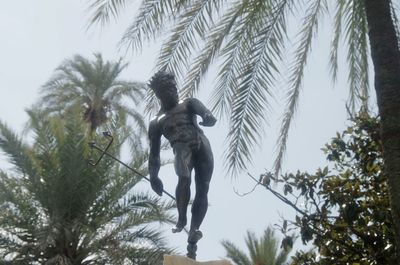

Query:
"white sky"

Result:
[[0, 0, 376, 262]]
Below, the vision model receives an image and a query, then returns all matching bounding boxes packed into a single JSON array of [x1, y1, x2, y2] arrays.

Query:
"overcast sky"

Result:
[[0, 0, 376, 261]]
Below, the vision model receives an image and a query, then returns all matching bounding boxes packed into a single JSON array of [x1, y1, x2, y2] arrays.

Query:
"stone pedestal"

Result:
[[163, 255, 232, 265]]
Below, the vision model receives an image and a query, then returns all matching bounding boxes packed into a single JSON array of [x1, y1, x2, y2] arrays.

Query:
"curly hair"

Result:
[[148, 71, 176, 92]]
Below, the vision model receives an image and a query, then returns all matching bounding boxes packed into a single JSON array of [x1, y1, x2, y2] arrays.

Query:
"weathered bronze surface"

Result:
[[148, 71, 216, 259]]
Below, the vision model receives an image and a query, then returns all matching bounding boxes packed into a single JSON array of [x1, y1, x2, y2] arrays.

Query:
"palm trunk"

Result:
[[364, 0, 400, 262]]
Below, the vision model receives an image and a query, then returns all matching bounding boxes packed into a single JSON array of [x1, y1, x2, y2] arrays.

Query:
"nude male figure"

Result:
[[148, 71, 216, 242]]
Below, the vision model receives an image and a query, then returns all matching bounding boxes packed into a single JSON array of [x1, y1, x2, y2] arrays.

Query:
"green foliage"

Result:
[[0, 110, 175, 264], [265, 112, 395, 265], [34, 53, 146, 133], [222, 227, 293, 265], [85, 0, 398, 176]]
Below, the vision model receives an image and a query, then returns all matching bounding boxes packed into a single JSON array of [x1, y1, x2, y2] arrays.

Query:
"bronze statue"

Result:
[[148, 71, 216, 259]]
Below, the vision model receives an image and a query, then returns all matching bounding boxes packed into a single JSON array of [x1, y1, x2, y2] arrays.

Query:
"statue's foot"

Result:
[[172, 225, 185, 233], [188, 229, 203, 243], [172, 218, 187, 233]]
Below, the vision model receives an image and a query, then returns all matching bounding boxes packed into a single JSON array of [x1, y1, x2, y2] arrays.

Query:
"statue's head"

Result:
[[149, 71, 179, 108]]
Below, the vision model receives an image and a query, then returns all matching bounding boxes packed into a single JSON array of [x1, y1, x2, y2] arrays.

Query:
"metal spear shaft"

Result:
[[88, 131, 176, 201]]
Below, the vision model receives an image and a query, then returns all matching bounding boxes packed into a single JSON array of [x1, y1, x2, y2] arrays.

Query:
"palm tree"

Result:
[[87, 0, 400, 259], [36, 53, 146, 133], [222, 227, 292, 265], [0, 109, 175, 264]]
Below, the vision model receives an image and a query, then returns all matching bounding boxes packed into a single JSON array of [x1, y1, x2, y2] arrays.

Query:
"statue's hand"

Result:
[[199, 113, 217, 127], [150, 177, 163, 196]]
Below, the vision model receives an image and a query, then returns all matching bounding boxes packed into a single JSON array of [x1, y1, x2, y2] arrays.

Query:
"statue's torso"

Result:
[[156, 101, 203, 147]]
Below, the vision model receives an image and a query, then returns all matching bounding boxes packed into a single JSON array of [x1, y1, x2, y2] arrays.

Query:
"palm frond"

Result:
[[124, 192, 176, 214], [87, 0, 130, 27], [106, 80, 146, 103], [38, 71, 83, 115], [26, 111, 65, 209], [156, 0, 224, 80], [225, 0, 291, 175], [329, 0, 346, 83], [123, 246, 173, 265], [37, 89, 81, 115], [115, 228, 172, 264], [223, 227, 291, 265], [274, 0, 327, 177], [112, 104, 147, 136], [91, 167, 143, 214], [0, 171, 42, 230], [245, 230, 259, 263], [143, 88, 160, 118], [258, 228, 279, 265], [68, 55, 97, 87], [221, 240, 251, 265], [119, 0, 187, 52], [209, 1, 254, 120], [88, 196, 174, 251], [274, 248, 291, 265], [46, 64, 84, 91], [181, 1, 247, 100], [51, 113, 98, 220], [343, 0, 369, 112], [0, 122, 37, 179], [330, 0, 370, 112], [100, 56, 130, 88]]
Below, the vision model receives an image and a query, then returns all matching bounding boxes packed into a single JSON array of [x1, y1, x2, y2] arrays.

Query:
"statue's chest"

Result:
[[156, 105, 194, 135]]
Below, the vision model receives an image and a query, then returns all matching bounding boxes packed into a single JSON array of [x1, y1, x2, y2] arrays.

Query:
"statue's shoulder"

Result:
[[180, 98, 190, 105], [182, 97, 202, 107], [183, 97, 196, 103], [149, 115, 163, 137], [149, 111, 165, 126], [176, 98, 192, 110]]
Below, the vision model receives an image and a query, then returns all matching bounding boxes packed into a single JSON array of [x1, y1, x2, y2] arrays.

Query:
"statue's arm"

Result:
[[148, 120, 163, 195], [187, 98, 217, 127]]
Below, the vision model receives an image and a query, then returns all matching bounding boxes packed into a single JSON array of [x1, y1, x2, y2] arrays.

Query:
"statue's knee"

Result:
[[204, 181, 210, 188], [198, 181, 210, 193], [178, 175, 191, 187], [175, 163, 190, 178]]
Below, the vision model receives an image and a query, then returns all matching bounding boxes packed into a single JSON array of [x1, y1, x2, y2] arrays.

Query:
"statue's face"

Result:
[[154, 77, 179, 106]]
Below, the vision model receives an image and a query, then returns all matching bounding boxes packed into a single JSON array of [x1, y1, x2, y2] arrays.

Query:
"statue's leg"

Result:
[[186, 138, 213, 259], [191, 137, 214, 233], [173, 143, 193, 233]]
